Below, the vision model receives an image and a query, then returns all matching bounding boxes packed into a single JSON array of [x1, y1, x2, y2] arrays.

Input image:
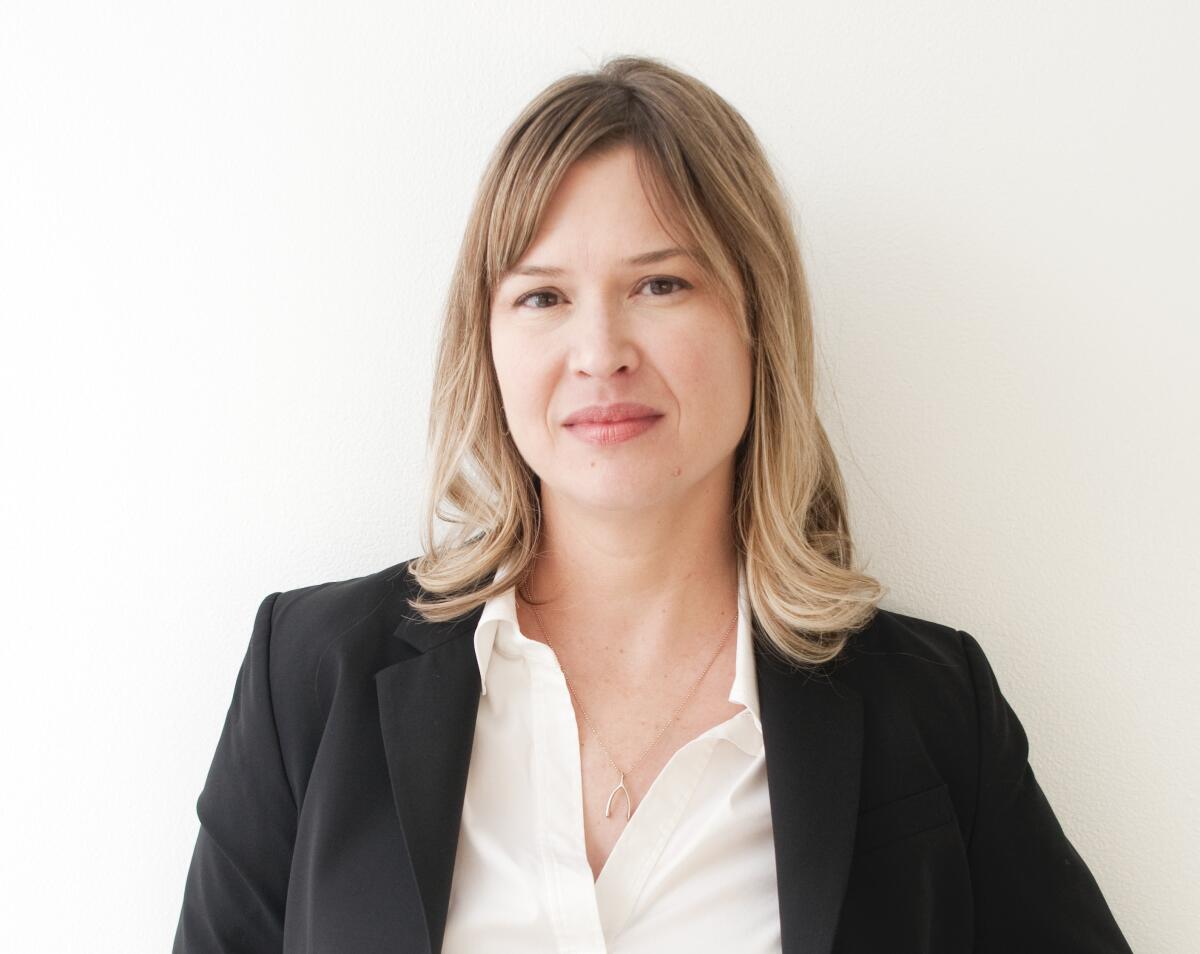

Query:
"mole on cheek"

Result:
[[671, 466, 682, 477]]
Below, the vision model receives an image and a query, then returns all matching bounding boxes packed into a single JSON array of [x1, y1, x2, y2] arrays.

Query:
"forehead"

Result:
[[498, 147, 696, 282], [501, 245, 699, 281]]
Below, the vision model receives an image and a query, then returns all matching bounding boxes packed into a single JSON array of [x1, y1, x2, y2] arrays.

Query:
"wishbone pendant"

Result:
[[604, 771, 631, 821]]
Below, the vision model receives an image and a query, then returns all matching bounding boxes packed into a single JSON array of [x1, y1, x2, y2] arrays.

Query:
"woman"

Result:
[[173, 55, 1132, 953]]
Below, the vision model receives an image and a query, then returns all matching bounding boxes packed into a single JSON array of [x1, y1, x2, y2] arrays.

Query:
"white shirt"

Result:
[[442, 562, 782, 953]]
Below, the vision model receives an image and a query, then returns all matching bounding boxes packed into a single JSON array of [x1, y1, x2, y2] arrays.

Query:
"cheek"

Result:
[[675, 339, 750, 419], [491, 331, 529, 400], [491, 332, 554, 425]]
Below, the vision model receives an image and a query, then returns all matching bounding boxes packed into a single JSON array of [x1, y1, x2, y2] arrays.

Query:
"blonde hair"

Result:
[[406, 53, 886, 668]]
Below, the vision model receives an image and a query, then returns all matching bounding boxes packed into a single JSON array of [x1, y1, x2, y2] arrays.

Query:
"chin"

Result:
[[557, 473, 683, 512]]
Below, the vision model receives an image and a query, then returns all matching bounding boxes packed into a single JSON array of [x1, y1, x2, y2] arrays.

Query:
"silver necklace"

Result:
[[517, 582, 737, 823]]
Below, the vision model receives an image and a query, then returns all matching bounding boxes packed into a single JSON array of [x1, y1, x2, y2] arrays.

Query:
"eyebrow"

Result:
[[503, 246, 694, 279]]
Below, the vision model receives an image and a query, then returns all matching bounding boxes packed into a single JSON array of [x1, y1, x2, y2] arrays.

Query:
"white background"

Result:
[[2, 2, 1195, 951]]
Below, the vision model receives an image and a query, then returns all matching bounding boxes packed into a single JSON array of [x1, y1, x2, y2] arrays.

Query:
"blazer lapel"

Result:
[[756, 641, 864, 954], [375, 588, 865, 954], [375, 604, 485, 954]]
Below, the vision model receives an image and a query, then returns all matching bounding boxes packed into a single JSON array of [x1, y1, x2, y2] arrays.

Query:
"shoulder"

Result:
[[834, 606, 1006, 702], [264, 555, 422, 693], [255, 556, 423, 783], [837, 605, 970, 677], [269, 556, 418, 649], [831, 606, 984, 744], [820, 608, 1002, 820]]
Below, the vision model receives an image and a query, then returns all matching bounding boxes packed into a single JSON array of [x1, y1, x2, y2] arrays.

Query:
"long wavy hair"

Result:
[[405, 53, 886, 668]]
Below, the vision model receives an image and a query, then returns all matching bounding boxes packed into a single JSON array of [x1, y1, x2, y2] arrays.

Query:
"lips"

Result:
[[561, 402, 664, 447], [561, 402, 663, 427]]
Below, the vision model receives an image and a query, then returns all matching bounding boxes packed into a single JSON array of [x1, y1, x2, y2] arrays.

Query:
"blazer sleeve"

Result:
[[958, 629, 1133, 953], [173, 592, 298, 954]]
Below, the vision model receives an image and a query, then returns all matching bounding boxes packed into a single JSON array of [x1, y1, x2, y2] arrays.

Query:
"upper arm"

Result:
[[958, 628, 1132, 953], [173, 591, 298, 954]]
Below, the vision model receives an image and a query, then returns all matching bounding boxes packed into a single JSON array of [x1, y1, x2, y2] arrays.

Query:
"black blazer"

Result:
[[172, 558, 1133, 954]]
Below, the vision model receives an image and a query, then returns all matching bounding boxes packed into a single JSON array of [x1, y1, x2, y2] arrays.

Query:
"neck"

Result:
[[515, 485, 740, 680]]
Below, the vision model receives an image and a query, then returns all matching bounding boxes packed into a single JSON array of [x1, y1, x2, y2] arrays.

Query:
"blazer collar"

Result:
[[375, 570, 863, 954]]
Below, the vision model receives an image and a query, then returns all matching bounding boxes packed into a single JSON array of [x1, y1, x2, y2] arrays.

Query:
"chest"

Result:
[[444, 642, 778, 953], [576, 690, 749, 881], [535, 624, 747, 880]]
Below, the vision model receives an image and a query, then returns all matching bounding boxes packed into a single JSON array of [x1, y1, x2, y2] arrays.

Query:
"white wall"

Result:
[[2, 1, 1194, 950]]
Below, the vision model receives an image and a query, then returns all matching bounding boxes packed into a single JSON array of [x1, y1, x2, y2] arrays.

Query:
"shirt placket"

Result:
[[594, 733, 718, 943], [527, 642, 609, 954]]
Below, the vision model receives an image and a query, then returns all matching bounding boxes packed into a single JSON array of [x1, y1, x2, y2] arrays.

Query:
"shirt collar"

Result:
[[472, 561, 763, 754]]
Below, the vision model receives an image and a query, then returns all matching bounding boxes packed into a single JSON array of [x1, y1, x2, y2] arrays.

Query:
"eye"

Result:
[[513, 289, 561, 310], [513, 276, 692, 310], [638, 276, 692, 298]]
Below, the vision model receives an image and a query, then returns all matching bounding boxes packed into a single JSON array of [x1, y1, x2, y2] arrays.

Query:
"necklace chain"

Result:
[[517, 581, 737, 822]]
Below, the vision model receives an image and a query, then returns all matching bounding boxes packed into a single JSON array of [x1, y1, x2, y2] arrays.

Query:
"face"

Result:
[[489, 143, 753, 516]]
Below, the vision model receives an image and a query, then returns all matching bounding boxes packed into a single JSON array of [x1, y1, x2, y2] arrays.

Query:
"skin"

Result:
[[488, 142, 753, 689]]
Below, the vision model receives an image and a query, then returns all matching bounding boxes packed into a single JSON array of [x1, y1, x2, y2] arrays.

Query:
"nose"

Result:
[[565, 298, 640, 379]]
